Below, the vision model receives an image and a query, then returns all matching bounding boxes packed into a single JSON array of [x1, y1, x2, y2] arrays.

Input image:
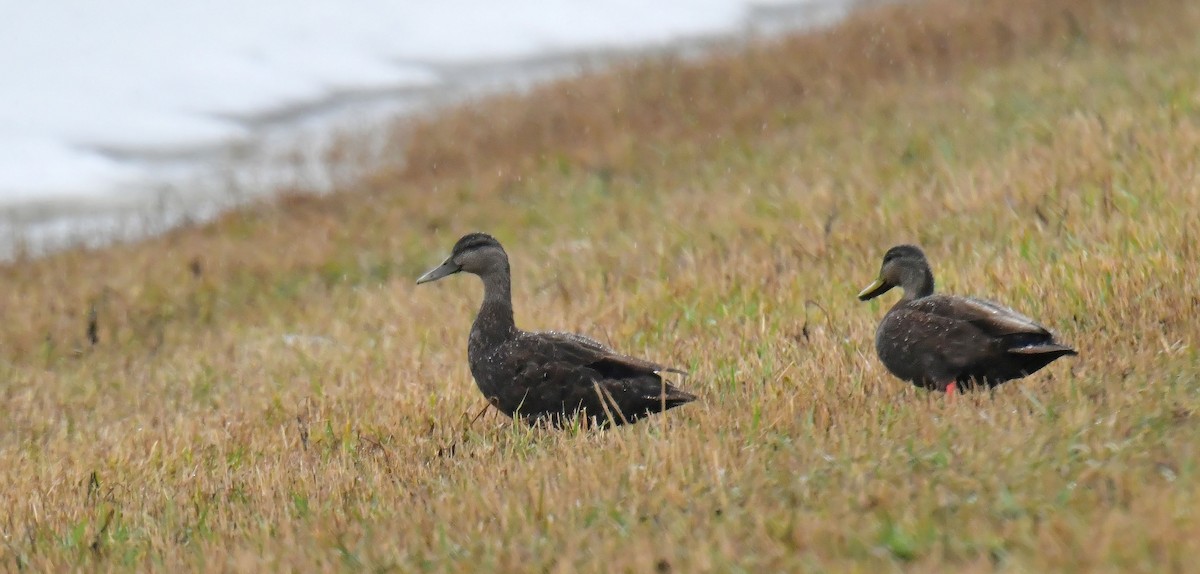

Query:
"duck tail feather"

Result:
[[1010, 343, 1077, 356], [663, 385, 698, 405]]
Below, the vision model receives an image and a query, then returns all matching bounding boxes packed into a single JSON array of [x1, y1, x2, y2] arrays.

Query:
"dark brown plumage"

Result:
[[858, 245, 1077, 393], [417, 232, 696, 427]]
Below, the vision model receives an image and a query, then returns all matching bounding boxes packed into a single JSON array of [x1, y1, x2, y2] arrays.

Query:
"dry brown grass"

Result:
[[3, 0, 1200, 570]]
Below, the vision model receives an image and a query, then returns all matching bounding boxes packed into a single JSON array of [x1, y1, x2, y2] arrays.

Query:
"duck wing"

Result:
[[909, 295, 1052, 339], [882, 295, 1075, 389], [525, 330, 689, 376], [507, 330, 695, 426]]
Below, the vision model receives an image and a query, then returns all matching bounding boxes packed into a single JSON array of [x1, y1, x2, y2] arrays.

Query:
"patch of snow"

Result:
[[0, 0, 859, 256]]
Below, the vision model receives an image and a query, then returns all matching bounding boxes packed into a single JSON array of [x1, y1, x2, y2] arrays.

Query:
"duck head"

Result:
[[417, 232, 509, 284], [858, 244, 935, 301]]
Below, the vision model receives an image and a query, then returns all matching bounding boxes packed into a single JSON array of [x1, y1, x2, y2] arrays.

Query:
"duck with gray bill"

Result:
[[858, 244, 1077, 394], [417, 232, 697, 427]]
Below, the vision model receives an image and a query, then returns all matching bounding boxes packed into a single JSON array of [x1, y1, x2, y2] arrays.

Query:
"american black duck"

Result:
[[858, 244, 1077, 393], [417, 232, 697, 427]]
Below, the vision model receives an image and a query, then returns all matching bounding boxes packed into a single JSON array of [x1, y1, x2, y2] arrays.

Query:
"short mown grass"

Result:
[[2, 0, 1199, 570]]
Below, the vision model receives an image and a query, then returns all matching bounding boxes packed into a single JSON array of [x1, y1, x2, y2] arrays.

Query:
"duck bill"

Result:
[[416, 258, 461, 284], [857, 277, 892, 301]]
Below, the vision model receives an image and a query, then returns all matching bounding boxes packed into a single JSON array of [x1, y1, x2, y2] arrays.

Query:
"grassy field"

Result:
[[3, 0, 1200, 570]]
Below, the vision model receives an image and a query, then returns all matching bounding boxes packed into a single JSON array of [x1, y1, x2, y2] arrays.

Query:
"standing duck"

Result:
[[417, 232, 696, 427], [857, 245, 1077, 393]]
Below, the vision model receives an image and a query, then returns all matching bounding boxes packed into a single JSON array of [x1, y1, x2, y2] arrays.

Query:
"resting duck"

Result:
[[858, 244, 1077, 393], [417, 232, 696, 426]]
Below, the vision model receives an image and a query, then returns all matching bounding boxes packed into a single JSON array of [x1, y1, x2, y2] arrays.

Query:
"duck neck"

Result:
[[472, 264, 517, 349], [900, 266, 935, 302]]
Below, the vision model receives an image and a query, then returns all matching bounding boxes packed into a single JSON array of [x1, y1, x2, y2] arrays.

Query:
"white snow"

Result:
[[0, 0, 850, 217]]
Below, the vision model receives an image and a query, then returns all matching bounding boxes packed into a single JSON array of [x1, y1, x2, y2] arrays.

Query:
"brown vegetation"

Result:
[[2, 0, 1199, 570]]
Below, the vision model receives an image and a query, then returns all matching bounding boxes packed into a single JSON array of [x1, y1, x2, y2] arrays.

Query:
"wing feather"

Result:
[[521, 330, 687, 376], [909, 295, 1051, 338]]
